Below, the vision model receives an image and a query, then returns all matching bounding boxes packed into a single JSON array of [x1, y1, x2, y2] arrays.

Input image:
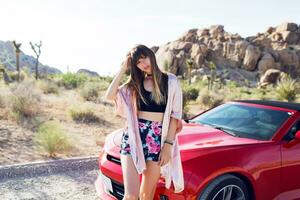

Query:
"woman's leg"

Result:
[[120, 154, 140, 200], [139, 160, 161, 200]]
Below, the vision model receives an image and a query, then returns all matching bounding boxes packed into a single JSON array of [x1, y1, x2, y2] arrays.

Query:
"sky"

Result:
[[0, 0, 299, 76]]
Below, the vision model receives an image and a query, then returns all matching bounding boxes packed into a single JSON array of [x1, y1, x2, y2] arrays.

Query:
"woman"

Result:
[[104, 44, 184, 200]]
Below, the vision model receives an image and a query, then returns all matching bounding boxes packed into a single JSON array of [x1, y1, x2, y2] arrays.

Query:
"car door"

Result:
[[280, 118, 300, 199]]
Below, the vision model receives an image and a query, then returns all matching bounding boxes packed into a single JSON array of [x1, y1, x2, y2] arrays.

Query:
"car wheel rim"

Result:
[[212, 184, 245, 200]]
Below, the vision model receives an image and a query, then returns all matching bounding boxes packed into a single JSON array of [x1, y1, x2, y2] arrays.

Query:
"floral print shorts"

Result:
[[120, 118, 162, 162]]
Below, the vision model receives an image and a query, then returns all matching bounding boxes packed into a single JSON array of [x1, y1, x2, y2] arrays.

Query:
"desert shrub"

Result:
[[182, 85, 199, 101], [37, 79, 59, 94], [197, 88, 224, 108], [34, 120, 71, 157], [58, 73, 88, 89], [226, 80, 239, 89], [7, 70, 27, 82], [80, 82, 101, 101], [9, 80, 41, 120], [69, 107, 100, 123], [276, 76, 298, 102]]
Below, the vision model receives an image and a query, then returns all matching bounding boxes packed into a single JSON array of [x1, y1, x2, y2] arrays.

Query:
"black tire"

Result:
[[198, 174, 250, 200]]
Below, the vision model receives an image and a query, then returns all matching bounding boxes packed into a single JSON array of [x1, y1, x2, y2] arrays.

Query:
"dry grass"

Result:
[[0, 81, 125, 166], [34, 120, 72, 157]]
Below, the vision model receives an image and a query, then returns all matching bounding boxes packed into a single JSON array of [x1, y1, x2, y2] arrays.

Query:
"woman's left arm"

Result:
[[159, 78, 183, 166], [166, 117, 180, 142]]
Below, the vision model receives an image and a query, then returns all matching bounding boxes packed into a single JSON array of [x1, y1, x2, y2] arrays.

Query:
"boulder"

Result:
[[242, 45, 261, 71], [178, 29, 198, 43], [281, 31, 299, 44], [276, 22, 298, 32], [190, 43, 208, 67], [259, 68, 282, 85], [257, 53, 276, 75], [209, 25, 224, 39]]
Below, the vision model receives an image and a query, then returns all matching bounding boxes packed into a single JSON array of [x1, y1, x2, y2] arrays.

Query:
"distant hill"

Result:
[[0, 40, 62, 75], [76, 69, 99, 77]]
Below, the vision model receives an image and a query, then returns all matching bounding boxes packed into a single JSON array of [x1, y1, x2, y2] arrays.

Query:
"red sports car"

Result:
[[95, 100, 300, 200]]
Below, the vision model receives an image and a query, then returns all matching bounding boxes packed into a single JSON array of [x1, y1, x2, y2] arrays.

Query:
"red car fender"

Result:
[[192, 167, 257, 198]]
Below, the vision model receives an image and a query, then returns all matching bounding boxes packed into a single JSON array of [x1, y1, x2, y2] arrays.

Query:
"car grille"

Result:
[[109, 179, 124, 200], [107, 154, 121, 165]]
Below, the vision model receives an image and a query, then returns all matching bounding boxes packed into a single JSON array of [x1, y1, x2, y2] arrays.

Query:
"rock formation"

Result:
[[154, 22, 300, 87]]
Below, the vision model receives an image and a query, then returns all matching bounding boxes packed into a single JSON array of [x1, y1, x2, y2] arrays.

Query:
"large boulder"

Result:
[[258, 68, 283, 86], [155, 45, 176, 72], [278, 49, 300, 77], [276, 22, 298, 32], [178, 29, 198, 43], [209, 25, 224, 39], [169, 41, 193, 52], [242, 45, 261, 71], [281, 31, 299, 44], [197, 29, 210, 37], [190, 43, 208, 67], [257, 53, 276, 75], [268, 32, 283, 42]]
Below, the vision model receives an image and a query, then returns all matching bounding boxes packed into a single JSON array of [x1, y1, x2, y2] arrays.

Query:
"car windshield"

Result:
[[189, 103, 292, 140]]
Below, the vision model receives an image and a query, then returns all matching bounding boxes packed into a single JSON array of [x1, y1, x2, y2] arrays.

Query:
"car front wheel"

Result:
[[198, 174, 250, 200]]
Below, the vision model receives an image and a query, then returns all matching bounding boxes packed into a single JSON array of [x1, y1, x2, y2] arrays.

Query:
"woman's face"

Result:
[[136, 55, 152, 74]]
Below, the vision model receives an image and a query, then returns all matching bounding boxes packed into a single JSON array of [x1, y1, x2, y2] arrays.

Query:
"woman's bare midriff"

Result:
[[137, 110, 164, 122]]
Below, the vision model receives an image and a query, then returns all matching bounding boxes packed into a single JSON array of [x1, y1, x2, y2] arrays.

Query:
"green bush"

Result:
[[197, 89, 224, 108], [226, 80, 239, 89], [34, 120, 71, 157], [181, 80, 200, 108], [69, 108, 100, 124], [7, 70, 27, 82], [59, 72, 88, 89], [37, 80, 59, 94], [79, 81, 108, 101], [80, 83, 99, 101], [182, 86, 199, 101], [99, 75, 113, 83], [9, 81, 41, 120], [97, 80, 110, 91], [276, 76, 298, 102]]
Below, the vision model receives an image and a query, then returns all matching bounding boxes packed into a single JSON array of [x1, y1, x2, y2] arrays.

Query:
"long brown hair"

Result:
[[124, 44, 168, 110]]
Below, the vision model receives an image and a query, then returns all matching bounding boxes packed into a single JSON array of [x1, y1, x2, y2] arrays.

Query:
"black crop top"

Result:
[[138, 84, 168, 112]]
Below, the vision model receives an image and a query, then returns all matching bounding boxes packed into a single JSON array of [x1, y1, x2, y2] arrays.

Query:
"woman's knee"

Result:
[[123, 193, 139, 200], [139, 191, 153, 200]]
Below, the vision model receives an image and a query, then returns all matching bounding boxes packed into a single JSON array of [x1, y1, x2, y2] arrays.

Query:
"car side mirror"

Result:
[[295, 130, 300, 140]]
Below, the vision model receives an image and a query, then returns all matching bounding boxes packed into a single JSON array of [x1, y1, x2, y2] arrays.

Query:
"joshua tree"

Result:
[[12, 40, 22, 82], [30, 41, 42, 80], [208, 61, 216, 90], [185, 58, 194, 85]]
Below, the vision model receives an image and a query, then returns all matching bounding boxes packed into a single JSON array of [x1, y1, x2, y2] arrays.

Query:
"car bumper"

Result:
[[95, 151, 187, 200], [94, 170, 118, 200]]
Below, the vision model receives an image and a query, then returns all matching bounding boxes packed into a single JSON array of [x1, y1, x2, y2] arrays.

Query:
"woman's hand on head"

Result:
[[121, 53, 132, 71]]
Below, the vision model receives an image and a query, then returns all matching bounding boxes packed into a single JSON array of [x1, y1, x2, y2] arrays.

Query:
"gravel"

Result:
[[0, 156, 100, 200]]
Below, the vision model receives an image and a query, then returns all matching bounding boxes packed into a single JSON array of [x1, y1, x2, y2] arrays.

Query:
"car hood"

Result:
[[178, 123, 268, 152], [104, 123, 269, 158]]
